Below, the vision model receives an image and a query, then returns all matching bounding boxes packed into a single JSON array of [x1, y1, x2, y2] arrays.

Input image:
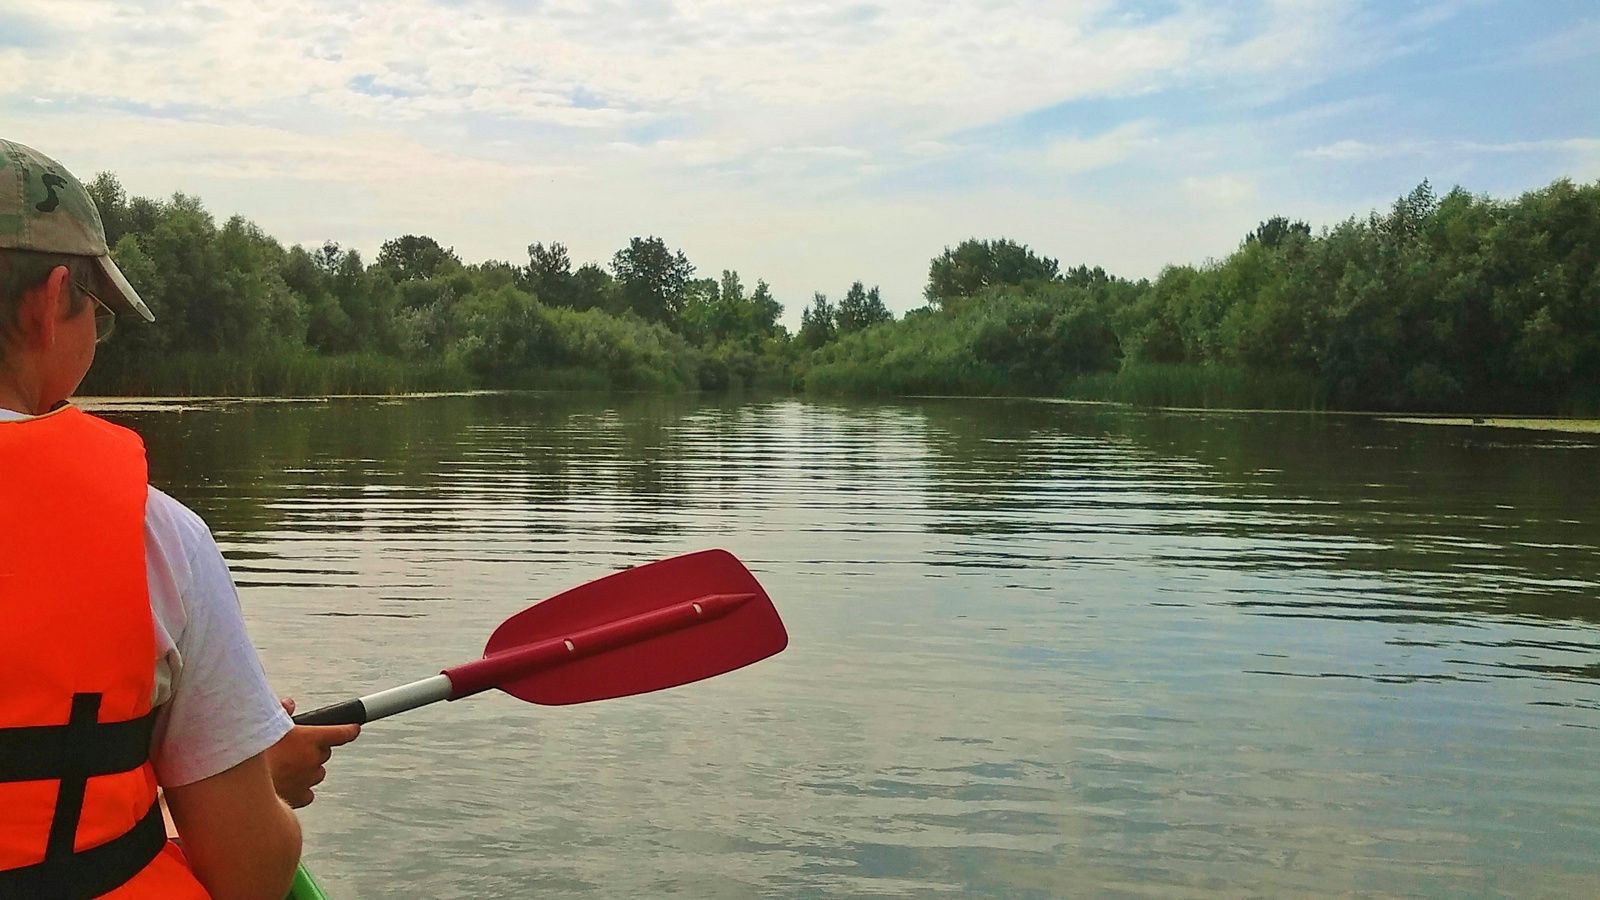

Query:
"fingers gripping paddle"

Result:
[[292, 550, 787, 726]]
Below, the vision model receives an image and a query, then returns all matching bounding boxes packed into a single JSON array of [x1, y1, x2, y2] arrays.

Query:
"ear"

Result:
[[15, 265, 72, 350]]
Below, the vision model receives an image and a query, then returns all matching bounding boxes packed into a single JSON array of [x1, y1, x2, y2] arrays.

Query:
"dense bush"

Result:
[[806, 279, 1128, 395], [1112, 180, 1600, 412], [78, 177, 793, 396], [810, 179, 1600, 414]]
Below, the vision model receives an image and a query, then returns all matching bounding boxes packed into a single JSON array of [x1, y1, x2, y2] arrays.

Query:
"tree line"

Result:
[[81, 173, 1600, 414], [81, 174, 826, 394], [811, 178, 1600, 414]]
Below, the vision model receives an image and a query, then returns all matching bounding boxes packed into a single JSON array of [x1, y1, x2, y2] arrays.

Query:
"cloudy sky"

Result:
[[1, 0, 1594, 318]]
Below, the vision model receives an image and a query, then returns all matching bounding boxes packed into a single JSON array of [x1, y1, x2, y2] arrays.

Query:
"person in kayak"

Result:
[[0, 139, 359, 900]]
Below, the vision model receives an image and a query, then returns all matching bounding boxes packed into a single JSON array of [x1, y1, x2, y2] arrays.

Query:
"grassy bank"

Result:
[[1063, 364, 1325, 410], [81, 351, 473, 397], [80, 345, 782, 397]]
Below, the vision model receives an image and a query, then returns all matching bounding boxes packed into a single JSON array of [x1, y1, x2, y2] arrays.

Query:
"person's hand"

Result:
[[265, 697, 360, 809]]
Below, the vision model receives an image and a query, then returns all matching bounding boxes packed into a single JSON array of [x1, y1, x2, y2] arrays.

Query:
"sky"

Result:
[[0, 0, 1595, 320]]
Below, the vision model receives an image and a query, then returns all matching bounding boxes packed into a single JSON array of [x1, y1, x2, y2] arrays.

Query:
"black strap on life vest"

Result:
[[0, 693, 166, 900]]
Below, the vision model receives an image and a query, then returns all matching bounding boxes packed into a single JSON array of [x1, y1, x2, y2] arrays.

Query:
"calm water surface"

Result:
[[94, 395, 1600, 899]]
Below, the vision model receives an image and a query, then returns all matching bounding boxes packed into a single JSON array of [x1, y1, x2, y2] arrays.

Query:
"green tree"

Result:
[[376, 235, 460, 282], [572, 262, 622, 313], [85, 173, 131, 249], [681, 270, 786, 349], [749, 279, 783, 335], [1244, 217, 1312, 249], [835, 282, 893, 335], [925, 238, 1060, 307], [799, 293, 836, 349], [524, 242, 578, 308], [612, 236, 694, 327], [300, 243, 400, 354]]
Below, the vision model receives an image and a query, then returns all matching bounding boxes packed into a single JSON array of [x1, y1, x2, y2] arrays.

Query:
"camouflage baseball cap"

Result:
[[0, 139, 153, 322]]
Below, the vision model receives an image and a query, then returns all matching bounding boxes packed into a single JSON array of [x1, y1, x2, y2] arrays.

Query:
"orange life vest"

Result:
[[0, 406, 210, 899]]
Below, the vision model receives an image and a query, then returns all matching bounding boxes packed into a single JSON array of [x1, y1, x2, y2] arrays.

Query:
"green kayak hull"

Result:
[[286, 864, 329, 900]]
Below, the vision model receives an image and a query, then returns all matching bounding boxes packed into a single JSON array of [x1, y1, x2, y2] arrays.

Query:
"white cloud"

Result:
[[17, 114, 566, 187], [1044, 122, 1156, 173], [9, 1, 1378, 208], [771, 146, 875, 160], [1513, 16, 1600, 67], [0, 0, 1365, 150], [905, 140, 953, 157], [1302, 137, 1600, 161], [1299, 139, 1420, 161], [1184, 174, 1257, 207], [1464, 138, 1600, 155]]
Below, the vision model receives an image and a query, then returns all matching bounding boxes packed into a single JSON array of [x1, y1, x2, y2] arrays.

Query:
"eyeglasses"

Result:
[[74, 281, 117, 344]]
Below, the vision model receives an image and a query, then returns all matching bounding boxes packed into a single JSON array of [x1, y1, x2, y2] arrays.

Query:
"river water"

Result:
[[95, 394, 1600, 899]]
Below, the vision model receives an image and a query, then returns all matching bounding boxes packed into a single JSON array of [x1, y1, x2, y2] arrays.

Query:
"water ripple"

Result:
[[92, 394, 1600, 899]]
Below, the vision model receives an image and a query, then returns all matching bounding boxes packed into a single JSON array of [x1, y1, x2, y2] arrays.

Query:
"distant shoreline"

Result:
[[75, 392, 1600, 433]]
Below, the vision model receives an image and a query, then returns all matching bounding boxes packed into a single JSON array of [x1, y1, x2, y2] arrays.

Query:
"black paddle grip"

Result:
[[292, 699, 368, 726]]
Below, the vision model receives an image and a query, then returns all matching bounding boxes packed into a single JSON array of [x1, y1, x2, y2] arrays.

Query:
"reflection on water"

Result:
[[93, 395, 1600, 899]]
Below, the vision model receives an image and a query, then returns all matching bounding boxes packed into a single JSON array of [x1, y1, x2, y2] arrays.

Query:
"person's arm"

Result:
[[143, 489, 306, 895], [163, 751, 301, 900]]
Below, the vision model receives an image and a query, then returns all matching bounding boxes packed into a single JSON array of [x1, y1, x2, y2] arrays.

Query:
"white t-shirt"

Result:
[[0, 408, 292, 787]]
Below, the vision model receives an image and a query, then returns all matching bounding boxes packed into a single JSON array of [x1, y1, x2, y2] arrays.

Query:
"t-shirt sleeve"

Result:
[[146, 488, 292, 788]]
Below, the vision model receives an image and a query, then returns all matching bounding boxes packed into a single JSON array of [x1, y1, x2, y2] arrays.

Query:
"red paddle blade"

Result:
[[482, 549, 787, 705]]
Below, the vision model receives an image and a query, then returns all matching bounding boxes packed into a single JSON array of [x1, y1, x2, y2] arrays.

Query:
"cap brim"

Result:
[[94, 255, 154, 322]]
